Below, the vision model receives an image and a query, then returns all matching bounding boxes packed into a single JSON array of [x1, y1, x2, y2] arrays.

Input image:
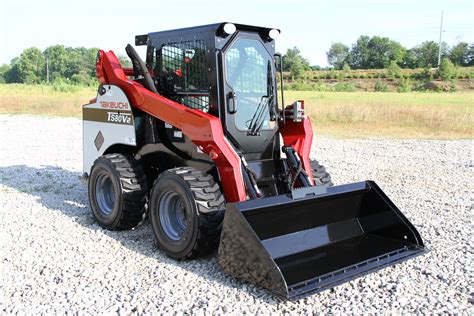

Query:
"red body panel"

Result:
[[279, 102, 315, 185], [123, 67, 134, 76], [95, 50, 313, 201]]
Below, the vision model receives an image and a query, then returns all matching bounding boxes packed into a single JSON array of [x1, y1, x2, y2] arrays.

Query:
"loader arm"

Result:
[[96, 50, 247, 202]]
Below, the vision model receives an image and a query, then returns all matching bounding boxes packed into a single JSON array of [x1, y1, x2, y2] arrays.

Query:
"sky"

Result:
[[1, 0, 473, 66]]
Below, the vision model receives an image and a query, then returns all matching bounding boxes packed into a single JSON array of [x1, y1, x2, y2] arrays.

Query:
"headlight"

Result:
[[223, 23, 236, 35], [269, 29, 280, 40]]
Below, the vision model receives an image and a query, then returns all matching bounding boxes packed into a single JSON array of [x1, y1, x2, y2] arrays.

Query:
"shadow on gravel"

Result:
[[0, 165, 282, 303]]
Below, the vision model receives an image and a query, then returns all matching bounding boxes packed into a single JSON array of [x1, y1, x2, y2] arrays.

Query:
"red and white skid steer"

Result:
[[81, 22, 425, 298]]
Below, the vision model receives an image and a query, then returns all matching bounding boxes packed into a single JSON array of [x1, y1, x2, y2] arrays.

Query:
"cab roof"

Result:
[[135, 22, 279, 46]]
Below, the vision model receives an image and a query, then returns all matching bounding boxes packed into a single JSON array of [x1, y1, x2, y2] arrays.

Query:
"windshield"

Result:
[[225, 38, 276, 131]]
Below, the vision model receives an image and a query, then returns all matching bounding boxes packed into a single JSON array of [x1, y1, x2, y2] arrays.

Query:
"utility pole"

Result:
[[437, 10, 444, 68]]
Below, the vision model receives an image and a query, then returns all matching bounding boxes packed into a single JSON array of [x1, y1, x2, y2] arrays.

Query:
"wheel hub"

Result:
[[159, 191, 188, 241], [95, 172, 115, 215]]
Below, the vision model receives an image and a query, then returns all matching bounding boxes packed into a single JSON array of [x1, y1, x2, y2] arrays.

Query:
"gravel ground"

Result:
[[0, 115, 472, 314]]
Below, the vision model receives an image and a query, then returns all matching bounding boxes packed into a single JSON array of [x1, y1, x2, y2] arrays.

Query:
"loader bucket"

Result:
[[217, 181, 425, 298]]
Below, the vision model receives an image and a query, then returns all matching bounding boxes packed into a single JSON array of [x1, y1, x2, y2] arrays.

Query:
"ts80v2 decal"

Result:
[[83, 108, 134, 125], [107, 112, 132, 124]]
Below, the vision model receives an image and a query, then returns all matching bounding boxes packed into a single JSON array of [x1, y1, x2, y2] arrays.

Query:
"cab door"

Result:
[[220, 33, 278, 160]]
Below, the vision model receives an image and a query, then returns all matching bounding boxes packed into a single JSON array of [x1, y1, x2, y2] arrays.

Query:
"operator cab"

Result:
[[137, 22, 282, 160]]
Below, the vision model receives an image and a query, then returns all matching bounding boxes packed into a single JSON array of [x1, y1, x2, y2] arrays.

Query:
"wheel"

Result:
[[310, 159, 333, 187], [88, 153, 148, 230], [149, 167, 225, 259]]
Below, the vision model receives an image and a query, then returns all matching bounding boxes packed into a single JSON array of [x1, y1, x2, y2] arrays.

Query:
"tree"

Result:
[[2, 45, 102, 85], [64, 47, 98, 79], [449, 42, 470, 66], [437, 58, 457, 81], [327, 42, 349, 69], [402, 49, 419, 68], [3, 57, 21, 83], [347, 36, 405, 69], [342, 62, 351, 72], [289, 58, 304, 79], [118, 54, 132, 68], [413, 41, 448, 67], [44, 45, 69, 81], [366, 36, 405, 68], [0, 64, 11, 83], [17, 47, 45, 83], [71, 70, 95, 85], [347, 35, 371, 69], [84, 48, 100, 76], [283, 47, 310, 73], [386, 60, 401, 80], [468, 44, 474, 66]]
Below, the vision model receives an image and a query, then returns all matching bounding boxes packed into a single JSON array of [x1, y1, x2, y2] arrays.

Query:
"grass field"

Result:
[[286, 91, 473, 139], [0, 84, 92, 117], [0, 84, 472, 139]]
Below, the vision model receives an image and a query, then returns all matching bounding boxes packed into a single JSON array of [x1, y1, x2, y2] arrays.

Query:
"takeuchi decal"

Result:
[[100, 101, 129, 110]]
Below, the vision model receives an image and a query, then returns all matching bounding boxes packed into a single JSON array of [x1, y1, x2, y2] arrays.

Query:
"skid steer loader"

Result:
[[81, 22, 425, 298]]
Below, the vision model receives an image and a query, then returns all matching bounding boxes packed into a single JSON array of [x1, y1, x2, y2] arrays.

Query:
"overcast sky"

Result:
[[1, 0, 473, 66]]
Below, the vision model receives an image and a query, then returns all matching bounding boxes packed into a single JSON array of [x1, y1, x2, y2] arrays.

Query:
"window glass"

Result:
[[225, 38, 275, 130]]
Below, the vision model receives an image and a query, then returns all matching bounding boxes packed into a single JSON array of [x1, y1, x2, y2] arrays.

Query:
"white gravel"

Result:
[[0, 115, 472, 314]]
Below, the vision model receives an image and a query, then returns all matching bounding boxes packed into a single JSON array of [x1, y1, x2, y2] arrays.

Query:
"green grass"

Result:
[[285, 91, 473, 139], [0, 84, 472, 139]]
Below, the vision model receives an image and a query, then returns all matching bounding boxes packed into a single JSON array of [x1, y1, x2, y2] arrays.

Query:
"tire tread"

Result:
[[310, 159, 333, 187], [153, 167, 225, 259], [91, 154, 148, 230]]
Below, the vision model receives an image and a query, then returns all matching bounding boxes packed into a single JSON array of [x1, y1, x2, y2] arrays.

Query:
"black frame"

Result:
[[137, 23, 285, 197], [141, 22, 278, 114]]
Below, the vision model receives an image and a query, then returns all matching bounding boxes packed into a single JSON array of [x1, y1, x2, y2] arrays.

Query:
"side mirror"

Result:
[[228, 91, 237, 114], [274, 53, 282, 72]]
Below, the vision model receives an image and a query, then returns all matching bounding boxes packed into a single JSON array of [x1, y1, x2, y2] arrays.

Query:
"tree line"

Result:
[[0, 45, 130, 85], [281, 38, 473, 80], [1, 39, 473, 85], [326, 37, 474, 70]]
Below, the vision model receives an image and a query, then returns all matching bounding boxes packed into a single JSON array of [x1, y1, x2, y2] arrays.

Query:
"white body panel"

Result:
[[82, 85, 137, 176]]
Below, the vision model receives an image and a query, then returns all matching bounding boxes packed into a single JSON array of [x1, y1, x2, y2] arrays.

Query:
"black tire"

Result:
[[310, 159, 333, 187], [149, 167, 225, 259], [88, 153, 148, 230]]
